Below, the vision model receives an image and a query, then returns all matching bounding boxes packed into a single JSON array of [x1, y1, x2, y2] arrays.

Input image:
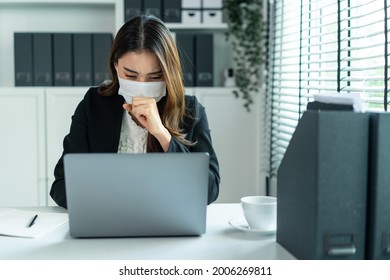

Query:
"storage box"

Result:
[[203, 0, 223, 9], [182, 10, 201, 24], [176, 33, 195, 86], [144, 0, 162, 19], [182, 0, 201, 9], [366, 113, 390, 260], [277, 111, 369, 260], [164, 0, 181, 22], [195, 34, 213, 86], [124, 0, 142, 21], [203, 10, 223, 24]]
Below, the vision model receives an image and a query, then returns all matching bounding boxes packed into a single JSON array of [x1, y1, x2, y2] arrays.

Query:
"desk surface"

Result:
[[0, 203, 295, 260]]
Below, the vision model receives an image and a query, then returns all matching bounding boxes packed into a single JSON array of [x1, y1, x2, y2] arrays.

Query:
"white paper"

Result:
[[0, 208, 68, 238], [313, 92, 364, 112]]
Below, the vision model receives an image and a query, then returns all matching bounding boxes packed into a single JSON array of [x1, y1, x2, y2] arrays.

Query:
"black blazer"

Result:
[[50, 87, 220, 208]]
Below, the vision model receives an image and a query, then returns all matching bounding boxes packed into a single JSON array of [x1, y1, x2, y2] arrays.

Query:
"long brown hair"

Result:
[[100, 15, 193, 151]]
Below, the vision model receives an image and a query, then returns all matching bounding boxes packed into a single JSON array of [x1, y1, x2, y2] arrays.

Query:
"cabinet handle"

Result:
[[383, 231, 390, 255], [325, 233, 357, 256], [327, 245, 356, 256]]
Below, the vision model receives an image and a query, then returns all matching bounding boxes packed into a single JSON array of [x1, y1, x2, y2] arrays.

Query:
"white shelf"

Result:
[[0, 1, 123, 87], [167, 23, 227, 30], [0, 0, 124, 34], [0, 0, 231, 87], [0, 0, 116, 4], [186, 87, 235, 93], [0, 86, 235, 93]]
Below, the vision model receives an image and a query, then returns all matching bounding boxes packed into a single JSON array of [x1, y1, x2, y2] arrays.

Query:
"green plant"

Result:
[[224, 0, 264, 111]]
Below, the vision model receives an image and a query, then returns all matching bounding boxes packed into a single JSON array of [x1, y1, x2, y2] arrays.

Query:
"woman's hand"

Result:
[[122, 97, 171, 152]]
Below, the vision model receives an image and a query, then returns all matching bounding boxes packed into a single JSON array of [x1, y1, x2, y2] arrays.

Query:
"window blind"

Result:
[[266, 0, 390, 177]]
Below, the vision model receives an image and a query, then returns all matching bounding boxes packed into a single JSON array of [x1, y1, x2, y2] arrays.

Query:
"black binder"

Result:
[[33, 33, 53, 86], [73, 33, 93, 86], [164, 0, 181, 22], [307, 101, 354, 111], [92, 33, 113, 86], [195, 34, 213, 87], [144, 0, 162, 19], [124, 0, 143, 21], [277, 111, 369, 259], [53, 33, 73, 86], [366, 113, 390, 259], [176, 33, 195, 86], [14, 33, 33, 86]]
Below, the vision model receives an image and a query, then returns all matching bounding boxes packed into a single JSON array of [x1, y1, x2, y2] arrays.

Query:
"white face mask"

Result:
[[118, 76, 166, 104]]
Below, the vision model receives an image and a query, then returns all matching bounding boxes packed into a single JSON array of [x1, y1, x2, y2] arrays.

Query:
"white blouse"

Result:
[[117, 110, 148, 154]]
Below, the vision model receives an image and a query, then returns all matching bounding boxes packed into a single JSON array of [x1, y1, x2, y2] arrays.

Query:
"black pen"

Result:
[[28, 214, 38, 228]]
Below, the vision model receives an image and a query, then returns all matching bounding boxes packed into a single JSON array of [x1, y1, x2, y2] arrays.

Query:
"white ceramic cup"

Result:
[[241, 196, 277, 230]]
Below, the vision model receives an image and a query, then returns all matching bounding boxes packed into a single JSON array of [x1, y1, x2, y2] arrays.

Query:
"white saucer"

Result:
[[228, 217, 276, 235]]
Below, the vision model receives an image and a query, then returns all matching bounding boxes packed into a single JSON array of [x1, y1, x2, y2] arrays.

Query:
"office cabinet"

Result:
[[0, 87, 85, 207], [0, 88, 46, 206], [195, 88, 264, 202], [0, 88, 263, 206], [45, 88, 86, 206]]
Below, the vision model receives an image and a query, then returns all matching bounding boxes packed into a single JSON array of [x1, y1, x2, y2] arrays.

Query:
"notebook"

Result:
[[64, 153, 209, 238]]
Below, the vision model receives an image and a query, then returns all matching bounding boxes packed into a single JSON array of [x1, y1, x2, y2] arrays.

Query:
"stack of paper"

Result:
[[313, 92, 365, 112], [0, 208, 68, 238]]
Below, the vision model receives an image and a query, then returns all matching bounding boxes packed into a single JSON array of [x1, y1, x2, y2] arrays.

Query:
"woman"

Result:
[[50, 15, 220, 208]]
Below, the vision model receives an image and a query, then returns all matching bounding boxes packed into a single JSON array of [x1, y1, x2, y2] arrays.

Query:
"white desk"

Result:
[[0, 203, 295, 260]]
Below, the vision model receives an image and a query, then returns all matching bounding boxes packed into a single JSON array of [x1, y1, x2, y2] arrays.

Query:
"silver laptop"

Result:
[[64, 153, 209, 238]]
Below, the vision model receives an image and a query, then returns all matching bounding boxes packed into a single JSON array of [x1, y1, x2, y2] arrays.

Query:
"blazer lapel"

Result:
[[89, 94, 125, 153]]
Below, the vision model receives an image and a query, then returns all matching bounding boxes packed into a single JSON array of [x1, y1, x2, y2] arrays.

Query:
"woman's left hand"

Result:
[[123, 97, 171, 151]]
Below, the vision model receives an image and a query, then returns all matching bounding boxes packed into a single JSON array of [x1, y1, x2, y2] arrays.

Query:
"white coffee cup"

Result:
[[241, 196, 277, 230]]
